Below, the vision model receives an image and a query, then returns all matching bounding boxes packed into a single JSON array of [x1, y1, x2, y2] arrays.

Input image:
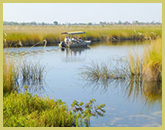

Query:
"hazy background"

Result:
[[3, 3, 162, 24]]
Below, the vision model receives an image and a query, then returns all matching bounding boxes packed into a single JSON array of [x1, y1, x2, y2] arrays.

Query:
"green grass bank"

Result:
[[3, 25, 162, 47]]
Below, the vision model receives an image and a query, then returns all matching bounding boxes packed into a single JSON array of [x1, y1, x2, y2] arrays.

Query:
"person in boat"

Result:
[[79, 37, 83, 43], [64, 37, 68, 43], [72, 37, 77, 42]]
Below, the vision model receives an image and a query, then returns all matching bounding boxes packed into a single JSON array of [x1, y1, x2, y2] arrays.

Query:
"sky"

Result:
[[3, 3, 162, 24]]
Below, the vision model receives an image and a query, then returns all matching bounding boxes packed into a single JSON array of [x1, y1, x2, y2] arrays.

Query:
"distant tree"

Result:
[[135, 21, 139, 25], [99, 21, 103, 25], [87, 22, 92, 25], [118, 20, 122, 25], [30, 21, 37, 25], [54, 21, 58, 25], [123, 21, 130, 25], [150, 21, 155, 25], [41, 22, 45, 25], [20, 22, 26, 26]]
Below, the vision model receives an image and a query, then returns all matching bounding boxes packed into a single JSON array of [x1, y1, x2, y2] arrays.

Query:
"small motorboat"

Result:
[[59, 31, 91, 48]]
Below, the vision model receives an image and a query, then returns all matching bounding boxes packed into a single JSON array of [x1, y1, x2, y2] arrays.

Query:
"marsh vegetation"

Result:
[[3, 51, 105, 127], [3, 25, 161, 47], [3, 25, 162, 127], [81, 38, 162, 83]]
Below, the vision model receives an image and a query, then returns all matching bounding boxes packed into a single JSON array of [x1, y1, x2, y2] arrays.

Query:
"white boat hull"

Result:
[[59, 40, 91, 48]]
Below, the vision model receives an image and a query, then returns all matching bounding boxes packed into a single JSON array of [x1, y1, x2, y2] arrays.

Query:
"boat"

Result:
[[59, 31, 91, 48]]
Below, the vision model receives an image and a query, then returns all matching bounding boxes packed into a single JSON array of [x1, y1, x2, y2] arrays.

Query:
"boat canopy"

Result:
[[61, 31, 86, 35]]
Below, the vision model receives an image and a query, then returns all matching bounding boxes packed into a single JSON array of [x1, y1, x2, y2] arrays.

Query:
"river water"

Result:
[[4, 41, 162, 127]]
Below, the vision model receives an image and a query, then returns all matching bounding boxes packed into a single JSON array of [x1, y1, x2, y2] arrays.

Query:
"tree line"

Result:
[[3, 20, 162, 26]]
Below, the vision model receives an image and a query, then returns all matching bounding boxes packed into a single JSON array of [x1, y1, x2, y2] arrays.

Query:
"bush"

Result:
[[3, 91, 105, 127]]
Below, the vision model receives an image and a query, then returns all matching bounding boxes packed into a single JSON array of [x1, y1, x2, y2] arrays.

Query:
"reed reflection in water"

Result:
[[80, 74, 161, 109]]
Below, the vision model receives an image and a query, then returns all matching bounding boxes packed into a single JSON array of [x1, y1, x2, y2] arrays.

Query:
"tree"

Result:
[[54, 21, 58, 25], [41, 22, 45, 25], [118, 20, 122, 25], [99, 21, 103, 25], [87, 22, 92, 25]]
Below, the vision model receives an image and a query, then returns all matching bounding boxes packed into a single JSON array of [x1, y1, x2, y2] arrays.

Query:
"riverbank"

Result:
[[3, 25, 161, 47]]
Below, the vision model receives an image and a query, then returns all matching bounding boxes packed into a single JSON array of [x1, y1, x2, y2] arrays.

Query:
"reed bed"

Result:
[[3, 56, 18, 94], [80, 60, 127, 82], [3, 54, 46, 94], [127, 38, 162, 82], [3, 25, 162, 47], [21, 61, 45, 83], [81, 38, 162, 83], [126, 50, 143, 81]]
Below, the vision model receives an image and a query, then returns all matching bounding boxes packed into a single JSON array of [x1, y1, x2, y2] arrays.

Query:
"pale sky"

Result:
[[3, 3, 162, 24]]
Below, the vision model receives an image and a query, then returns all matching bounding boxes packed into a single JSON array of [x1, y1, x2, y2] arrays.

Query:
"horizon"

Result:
[[3, 20, 162, 24]]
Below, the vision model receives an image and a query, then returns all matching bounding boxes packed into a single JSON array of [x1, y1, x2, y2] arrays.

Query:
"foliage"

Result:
[[3, 91, 105, 127]]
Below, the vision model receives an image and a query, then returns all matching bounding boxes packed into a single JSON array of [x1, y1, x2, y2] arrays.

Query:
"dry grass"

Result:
[[3, 55, 18, 94], [127, 38, 162, 82], [3, 25, 162, 47], [3, 53, 46, 94]]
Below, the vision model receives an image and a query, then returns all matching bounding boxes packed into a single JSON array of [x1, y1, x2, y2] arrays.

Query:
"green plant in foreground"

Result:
[[71, 99, 105, 126], [3, 91, 105, 127]]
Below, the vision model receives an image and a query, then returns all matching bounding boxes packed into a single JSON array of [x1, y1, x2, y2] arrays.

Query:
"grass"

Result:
[[3, 91, 105, 127], [3, 55, 17, 94], [3, 25, 162, 47], [3, 54, 46, 94], [21, 60, 45, 83], [126, 49, 143, 81], [80, 60, 127, 82], [127, 38, 162, 82], [81, 38, 162, 82]]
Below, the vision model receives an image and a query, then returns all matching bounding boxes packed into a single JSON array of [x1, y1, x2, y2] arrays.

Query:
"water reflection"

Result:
[[15, 77, 46, 95], [142, 82, 162, 106], [61, 47, 90, 62], [81, 76, 162, 108]]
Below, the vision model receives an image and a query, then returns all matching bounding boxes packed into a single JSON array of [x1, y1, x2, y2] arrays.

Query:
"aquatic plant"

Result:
[[3, 91, 105, 127], [127, 38, 162, 82], [81, 37, 162, 83], [3, 56, 18, 94], [80, 60, 127, 82], [142, 38, 162, 82], [126, 50, 143, 81], [3, 54, 46, 94], [21, 60, 45, 83]]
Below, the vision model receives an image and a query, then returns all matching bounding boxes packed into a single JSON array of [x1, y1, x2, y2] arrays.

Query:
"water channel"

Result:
[[3, 41, 162, 127]]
